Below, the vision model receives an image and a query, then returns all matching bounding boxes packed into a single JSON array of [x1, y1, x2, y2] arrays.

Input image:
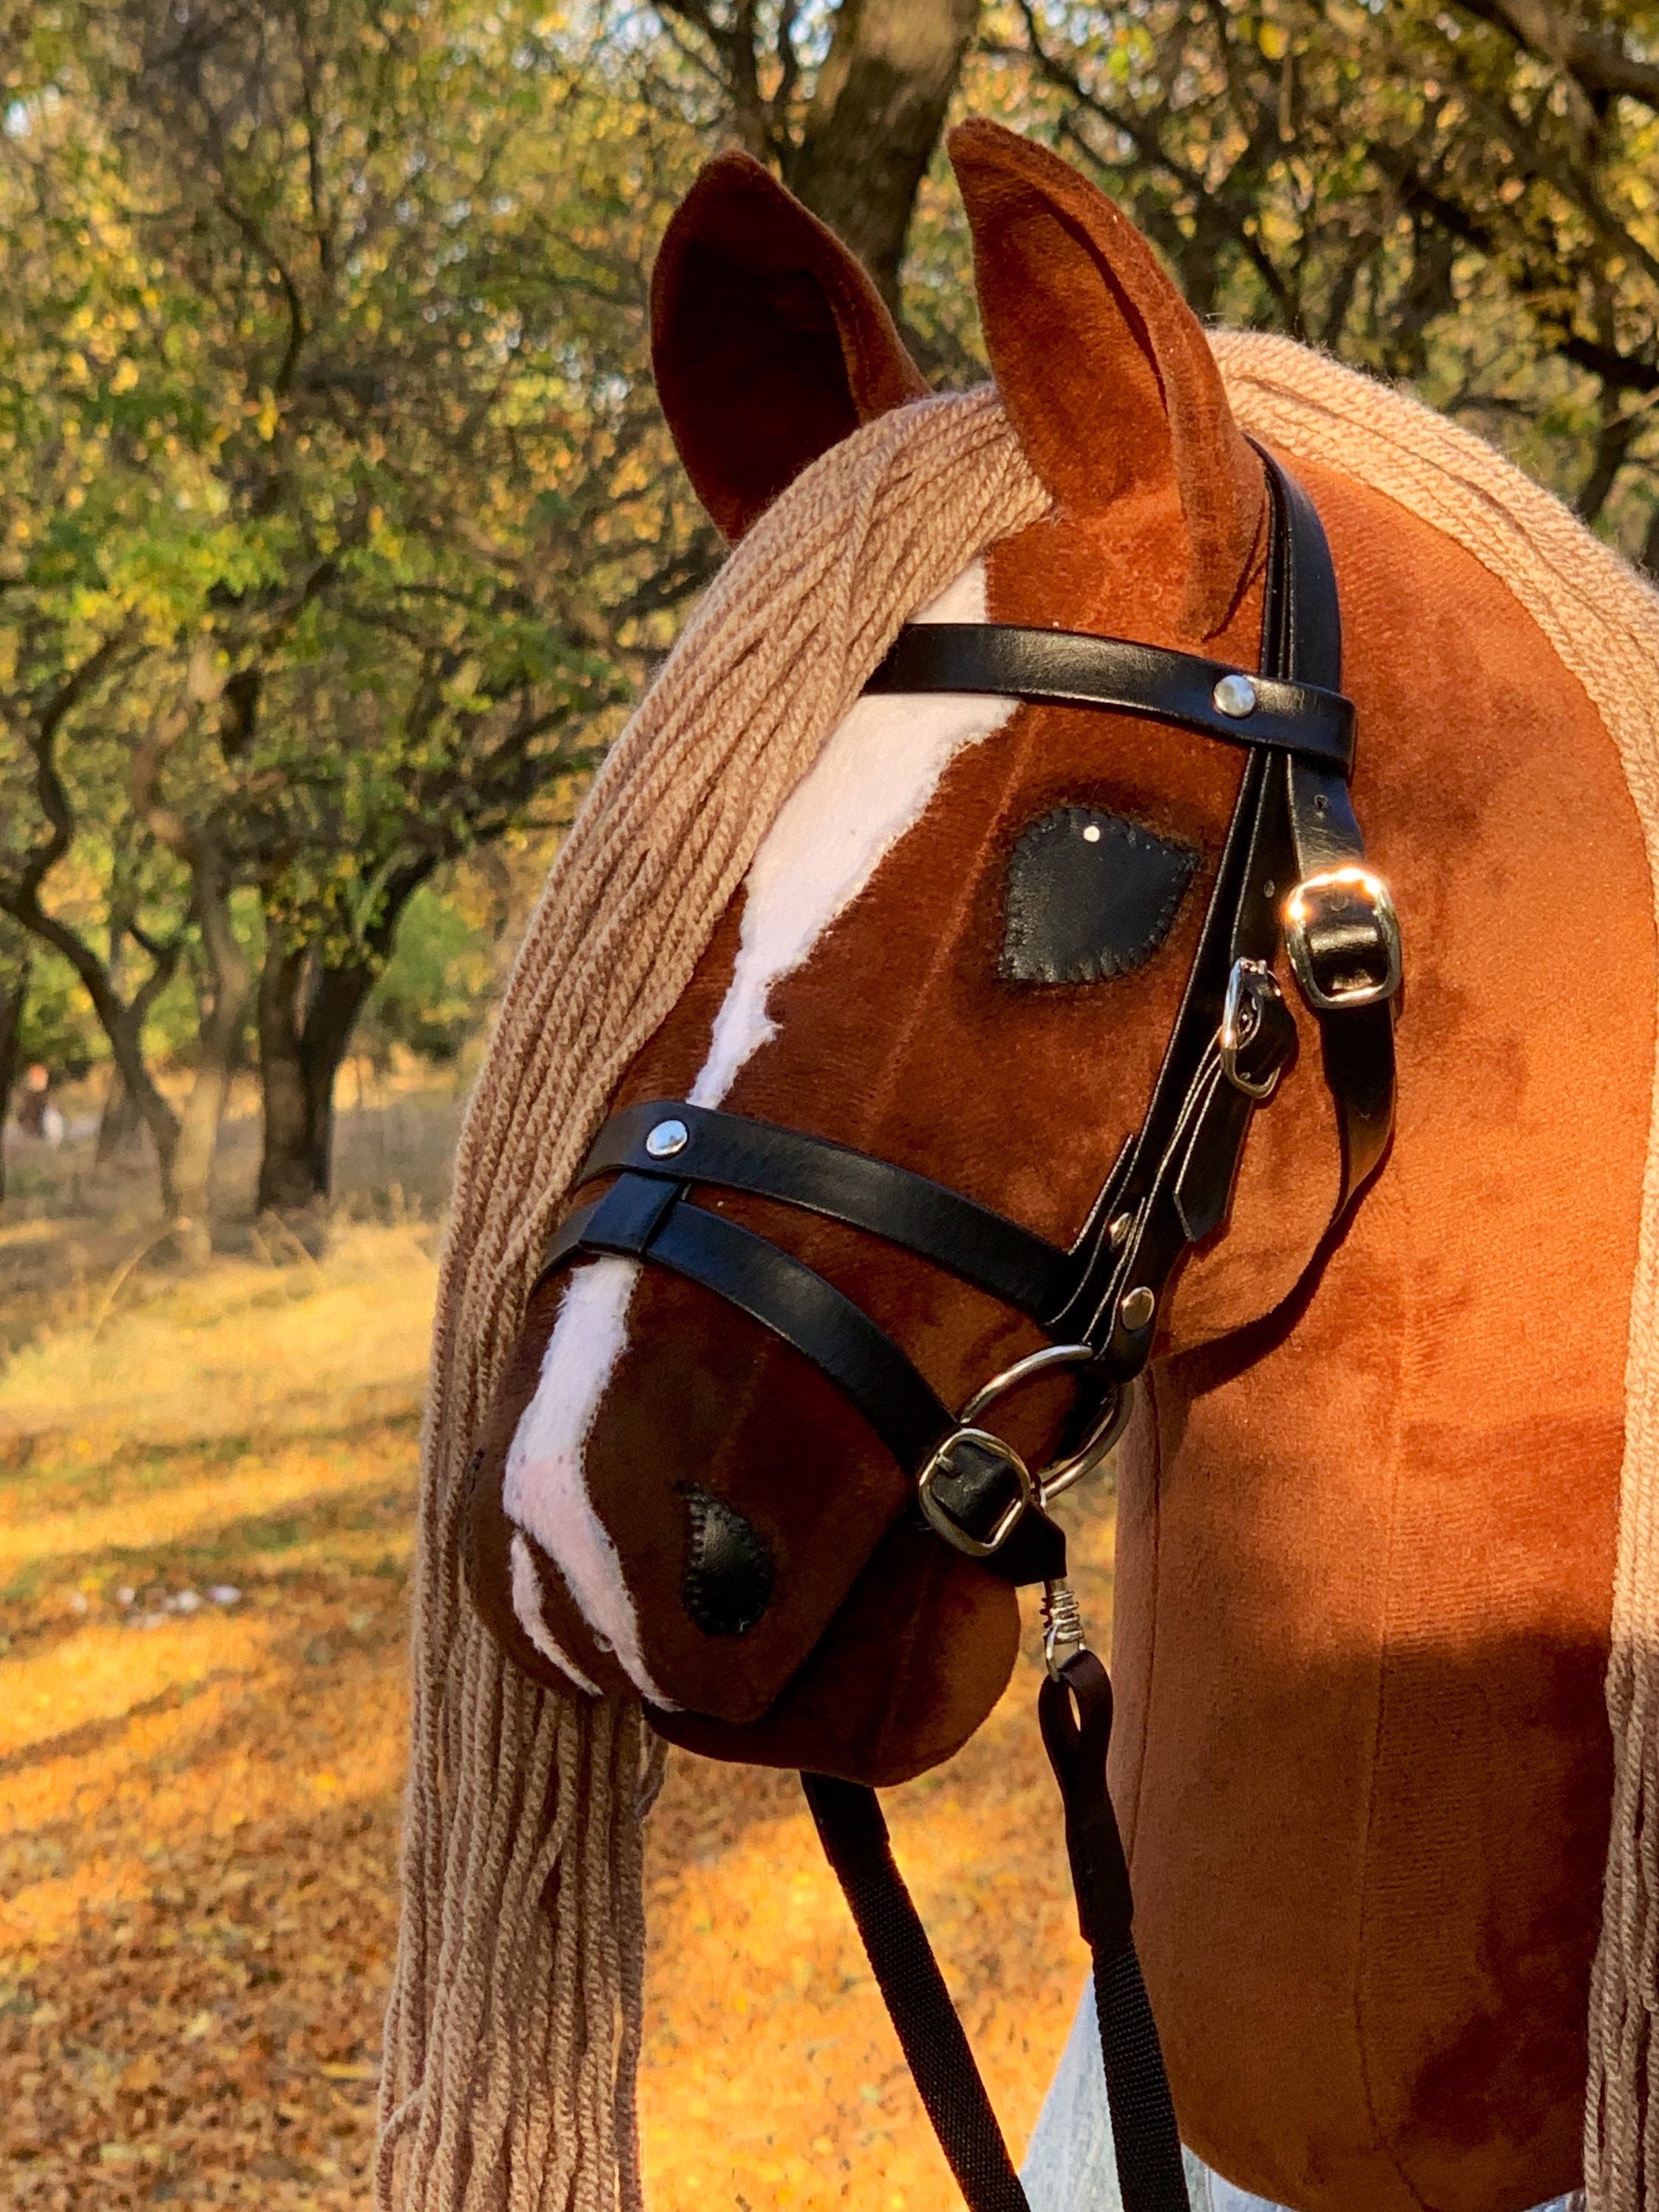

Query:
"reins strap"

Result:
[[804, 1649, 1187, 2212], [802, 1774, 1031, 2212], [1039, 1653, 1189, 2212]]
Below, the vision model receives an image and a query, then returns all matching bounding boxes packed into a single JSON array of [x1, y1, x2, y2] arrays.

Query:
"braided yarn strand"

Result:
[[376, 386, 1050, 2212]]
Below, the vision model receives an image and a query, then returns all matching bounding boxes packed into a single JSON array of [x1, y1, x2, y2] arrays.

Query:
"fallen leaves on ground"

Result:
[[0, 1221, 1113, 2208]]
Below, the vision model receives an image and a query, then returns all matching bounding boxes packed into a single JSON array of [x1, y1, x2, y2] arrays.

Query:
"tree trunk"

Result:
[[109, 1002, 180, 1210], [256, 942, 381, 1216], [257, 938, 314, 1215], [0, 900, 182, 1208], [256, 858, 435, 1218], [786, 0, 981, 312], [169, 861, 251, 1266], [97, 1071, 144, 1163], [0, 957, 29, 1206]]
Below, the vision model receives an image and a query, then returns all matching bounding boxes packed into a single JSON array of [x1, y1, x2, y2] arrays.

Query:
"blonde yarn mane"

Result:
[[375, 384, 1050, 2211], [379, 340, 1659, 2212]]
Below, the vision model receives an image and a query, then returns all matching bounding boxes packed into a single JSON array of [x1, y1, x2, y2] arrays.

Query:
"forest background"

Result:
[[2, 0, 1658, 1266], [5, 2, 1659, 2205]]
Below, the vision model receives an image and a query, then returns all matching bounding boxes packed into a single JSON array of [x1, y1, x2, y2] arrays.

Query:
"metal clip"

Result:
[[1283, 866, 1402, 1012], [1042, 1577, 1088, 1679], [1219, 957, 1291, 1099]]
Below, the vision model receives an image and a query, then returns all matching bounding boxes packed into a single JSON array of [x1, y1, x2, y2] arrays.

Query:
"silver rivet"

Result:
[[1082, 823, 1102, 844], [1212, 673, 1258, 719], [1107, 1211, 1135, 1250], [1119, 1285, 1156, 1332], [644, 1116, 690, 1159]]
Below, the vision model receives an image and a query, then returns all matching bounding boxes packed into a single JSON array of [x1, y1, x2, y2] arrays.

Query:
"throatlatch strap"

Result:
[[802, 1774, 1031, 2212]]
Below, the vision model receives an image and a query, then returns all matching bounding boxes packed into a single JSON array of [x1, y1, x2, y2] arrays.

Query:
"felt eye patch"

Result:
[[1001, 807, 1199, 985]]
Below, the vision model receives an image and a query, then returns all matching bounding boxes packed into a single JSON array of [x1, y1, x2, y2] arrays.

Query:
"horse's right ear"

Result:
[[651, 152, 929, 542]]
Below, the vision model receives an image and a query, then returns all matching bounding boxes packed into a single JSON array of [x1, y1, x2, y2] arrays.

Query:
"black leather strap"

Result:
[[574, 1099, 1073, 1323], [1257, 448, 1397, 1212], [804, 1652, 1187, 2212], [550, 1175, 956, 1471], [1039, 1652, 1188, 2212], [866, 625, 1355, 775], [803, 1775, 1031, 2212], [546, 1175, 1068, 1585]]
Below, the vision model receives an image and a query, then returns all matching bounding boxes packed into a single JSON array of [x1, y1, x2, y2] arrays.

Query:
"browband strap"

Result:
[[866, 623, 1355, 773]]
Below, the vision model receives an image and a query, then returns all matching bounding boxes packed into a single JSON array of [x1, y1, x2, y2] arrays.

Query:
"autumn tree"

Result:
[[0, 0, 713, 1237], [986, 0, 1659, 559]]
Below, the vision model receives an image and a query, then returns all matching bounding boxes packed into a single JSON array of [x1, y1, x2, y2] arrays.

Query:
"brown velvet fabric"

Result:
[[465, 121, 1657, 2212], [650, 149, 926, 543], [950, 120, 1264, 638], [1110, 463, 1653, 2212]]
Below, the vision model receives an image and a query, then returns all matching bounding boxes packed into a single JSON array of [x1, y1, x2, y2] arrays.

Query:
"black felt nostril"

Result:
[[1002, 807, 1198, 985], [682, 1487, 776, 1638]]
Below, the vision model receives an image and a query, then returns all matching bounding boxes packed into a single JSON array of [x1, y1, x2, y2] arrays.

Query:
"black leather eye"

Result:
[[682, 1486, 775, 1637], [1002, 807, 1198, 985]]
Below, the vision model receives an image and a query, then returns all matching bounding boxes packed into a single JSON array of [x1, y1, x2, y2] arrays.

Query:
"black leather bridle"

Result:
[[535, 449, 1400, 2212]]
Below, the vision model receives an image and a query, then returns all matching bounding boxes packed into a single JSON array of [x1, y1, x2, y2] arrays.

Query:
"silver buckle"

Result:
[[917, 1428, 1034, 1557], [1283, 866, 1402, 1012], [917, 1344, 1133, 1559], [1219, 958, 1286, 1100]]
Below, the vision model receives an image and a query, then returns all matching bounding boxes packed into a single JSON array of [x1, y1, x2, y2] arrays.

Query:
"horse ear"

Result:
[[651, 152, 929, 543], [948, 121, 1263, 637]]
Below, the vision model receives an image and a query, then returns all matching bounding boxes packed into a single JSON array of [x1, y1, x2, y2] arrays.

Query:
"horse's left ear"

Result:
[[651, 151, 929, 543], [949, 121, 1263, 637]]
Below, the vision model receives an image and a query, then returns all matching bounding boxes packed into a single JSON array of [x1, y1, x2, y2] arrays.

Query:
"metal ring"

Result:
[[959, 1342, 1096, 1425], [1038, 1378, 1136, 1506], [956, 1343, 1131, 1511]]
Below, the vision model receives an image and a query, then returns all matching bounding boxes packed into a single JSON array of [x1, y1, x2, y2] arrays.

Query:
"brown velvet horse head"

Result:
[[464, 123, 1655, 2212], [465, 122, 1337, 1774]]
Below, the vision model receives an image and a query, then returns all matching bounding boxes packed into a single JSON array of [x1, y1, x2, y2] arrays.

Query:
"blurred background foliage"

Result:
[[0, 0, 1655, 1251]]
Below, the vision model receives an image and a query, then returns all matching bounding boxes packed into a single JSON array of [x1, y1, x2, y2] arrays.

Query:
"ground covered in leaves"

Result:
[[0, 1187, 1114, 2209]]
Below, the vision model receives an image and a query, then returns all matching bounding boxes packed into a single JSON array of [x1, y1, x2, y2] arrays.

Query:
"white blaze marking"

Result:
[[506, 560, 1017, 1698], [509, 1532, 601, 1697]]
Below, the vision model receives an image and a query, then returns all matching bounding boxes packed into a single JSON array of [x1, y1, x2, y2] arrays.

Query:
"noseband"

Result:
[[538, 451, 1400, 2212]]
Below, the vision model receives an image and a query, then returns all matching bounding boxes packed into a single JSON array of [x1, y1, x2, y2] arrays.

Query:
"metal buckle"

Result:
[[917, 1428, 1035, 1557], [1219, 958, 1287, 1100], [916, 1343, 1133, 1564], [1283, 866, 1402, 1012]]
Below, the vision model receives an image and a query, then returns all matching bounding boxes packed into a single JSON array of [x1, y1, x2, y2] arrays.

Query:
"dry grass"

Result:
[[0, 1101, 1113, 2209]]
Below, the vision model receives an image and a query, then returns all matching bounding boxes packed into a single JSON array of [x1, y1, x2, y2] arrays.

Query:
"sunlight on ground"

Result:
[[0, 1212, 1114, 2209], [0, 1227, 430, 2210]]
